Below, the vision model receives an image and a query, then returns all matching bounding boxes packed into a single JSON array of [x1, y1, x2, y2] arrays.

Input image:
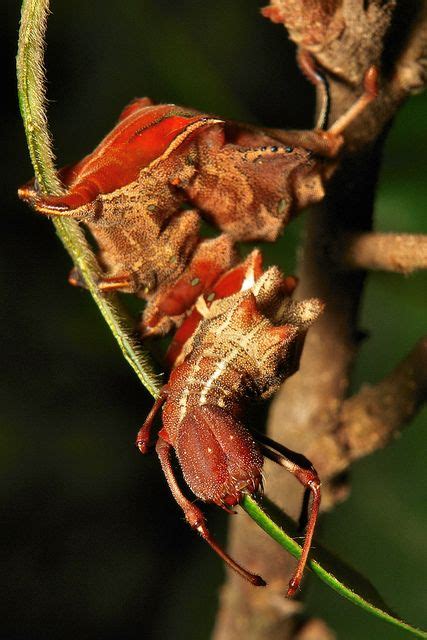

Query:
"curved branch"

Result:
[[17, 0, 62, 195]]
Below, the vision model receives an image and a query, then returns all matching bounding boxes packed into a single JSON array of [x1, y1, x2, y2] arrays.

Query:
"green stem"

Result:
[[17, 0, 161, 397], [242, 496, 427, 638]]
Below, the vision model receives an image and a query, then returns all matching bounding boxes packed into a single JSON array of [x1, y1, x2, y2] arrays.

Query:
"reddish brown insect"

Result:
[[136, 251, 324, 595], [18, 59, 377, 336]]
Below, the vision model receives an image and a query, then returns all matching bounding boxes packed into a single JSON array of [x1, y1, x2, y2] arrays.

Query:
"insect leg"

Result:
[[297, 49, 330, 130], [135, 387, 169, 454], [68, 268, 133, 292], [297, 56, 378, 141], [155, 436, 266, 587], [267, 65, 377, 160], [327, 66, 378, 137], [97, 273, 133, 292], [254, 430, 320, 598]]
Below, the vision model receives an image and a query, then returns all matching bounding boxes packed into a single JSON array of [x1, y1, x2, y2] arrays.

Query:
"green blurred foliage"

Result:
[[2, 0, 426, 638]]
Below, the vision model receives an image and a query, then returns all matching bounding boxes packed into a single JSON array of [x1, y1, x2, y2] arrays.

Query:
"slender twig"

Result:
[[17, 0, 61, 195], [339, 232, 427, 274]]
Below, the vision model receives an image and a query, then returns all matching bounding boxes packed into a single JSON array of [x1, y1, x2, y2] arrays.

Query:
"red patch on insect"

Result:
[[165, 249, 264, 366], [20, 102, 222, 212]]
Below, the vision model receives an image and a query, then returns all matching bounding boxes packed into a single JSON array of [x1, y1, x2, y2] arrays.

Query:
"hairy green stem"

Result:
[[17, 0, 161, 397]]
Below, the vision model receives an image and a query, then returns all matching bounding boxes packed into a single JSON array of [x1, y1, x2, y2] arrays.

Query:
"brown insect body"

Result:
[[185, 122, 324, 242], [163, 261, 321, 497], [16, 101, 328, 334], [18, 63, 376, 335], [137, 254, 324, 593]]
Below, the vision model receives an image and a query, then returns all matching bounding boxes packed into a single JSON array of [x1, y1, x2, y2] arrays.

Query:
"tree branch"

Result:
[[307, 336, 427, 485], [294, 618, 337, 640], [213, 2, 427, 639], [338, 232, 427, 273]]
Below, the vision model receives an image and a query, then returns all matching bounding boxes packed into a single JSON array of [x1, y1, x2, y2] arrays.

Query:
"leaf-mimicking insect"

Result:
[[136, 251, 324, 595], [18, 58, 377, 336]]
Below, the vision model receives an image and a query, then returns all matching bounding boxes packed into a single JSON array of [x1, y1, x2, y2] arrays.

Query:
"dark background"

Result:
[[2, 1, 426, 639]]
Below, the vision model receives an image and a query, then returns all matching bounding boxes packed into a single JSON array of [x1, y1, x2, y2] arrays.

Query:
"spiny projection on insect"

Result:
[[18, 56, 377, 336]]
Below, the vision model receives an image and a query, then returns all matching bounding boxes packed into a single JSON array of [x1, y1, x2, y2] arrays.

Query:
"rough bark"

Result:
[[339, 232, 427, 274], [213, 2, 427, 639]]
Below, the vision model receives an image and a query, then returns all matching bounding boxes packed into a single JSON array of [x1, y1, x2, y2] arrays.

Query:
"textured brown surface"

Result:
[[339, 232, 427, 274]]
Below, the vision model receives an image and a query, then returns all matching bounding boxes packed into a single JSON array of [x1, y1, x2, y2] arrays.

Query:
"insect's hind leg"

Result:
[[155, 435, 266, 587], [253, 430, 321, 598]]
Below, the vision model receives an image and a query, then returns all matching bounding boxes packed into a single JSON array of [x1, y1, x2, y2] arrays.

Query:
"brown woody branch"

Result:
[[309, 335, 427, 484], [213, 2, 427, 640], [339, 232, 427, 273]]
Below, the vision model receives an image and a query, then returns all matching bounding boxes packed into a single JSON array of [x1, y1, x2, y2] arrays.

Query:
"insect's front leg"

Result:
[[155, 434, 266, 587], [68, 268, 134, 292]]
